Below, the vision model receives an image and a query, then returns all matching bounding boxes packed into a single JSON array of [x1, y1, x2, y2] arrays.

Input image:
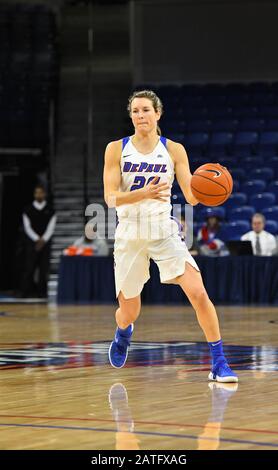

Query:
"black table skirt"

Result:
[[57, 255, 278, 305]]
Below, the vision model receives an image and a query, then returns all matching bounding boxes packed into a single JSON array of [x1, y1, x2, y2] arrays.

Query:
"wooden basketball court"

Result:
[[0, 303, 277, 450]]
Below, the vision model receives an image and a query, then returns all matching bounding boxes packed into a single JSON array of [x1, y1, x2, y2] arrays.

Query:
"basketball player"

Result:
[[103, 90, 238, 383]]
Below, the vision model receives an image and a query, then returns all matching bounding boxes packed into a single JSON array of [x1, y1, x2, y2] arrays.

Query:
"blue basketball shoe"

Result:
[[208, 360, 238, 383], [109, 324, 134, 368]]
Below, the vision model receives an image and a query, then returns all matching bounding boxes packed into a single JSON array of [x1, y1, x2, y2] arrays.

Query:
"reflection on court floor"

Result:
[[0, 341, 277, 372], [0, 304, 278, 449]]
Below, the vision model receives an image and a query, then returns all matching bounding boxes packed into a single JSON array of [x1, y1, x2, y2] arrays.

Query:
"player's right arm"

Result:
[[103, 140, 170, 208]]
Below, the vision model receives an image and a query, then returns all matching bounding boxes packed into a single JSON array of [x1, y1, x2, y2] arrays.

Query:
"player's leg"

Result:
[[109, 292, 141, 369], [110, 237, 149, 369], [116, 291, 141, 329], [176, 262, 220, 342], [175, 262, 238, 383]]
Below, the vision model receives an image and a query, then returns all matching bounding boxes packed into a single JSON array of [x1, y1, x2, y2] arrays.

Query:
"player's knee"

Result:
[[190, 287, 208, 306]]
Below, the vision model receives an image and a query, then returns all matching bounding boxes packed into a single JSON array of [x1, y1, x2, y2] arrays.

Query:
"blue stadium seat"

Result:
[[241, 179, 266, 196], [249, 193, 276, 211], [258, 131, 278, 154], [187, 119, 211, 132], [229, 168, 246, 181], [167, 132, 185, 143], [233, 132, 258, 153], [216, 156, 236, 167], [239, 117, 265, 131], [228, 206, 256, 222], [258, 106, 278, 118], [190, 156, 207, 172], [193, 221, 203, 236], [264, 118, 278, 130], [199, 206, 226, 221], [265, 220, 278, 235], [268, 158, 278, 178], [249, 167, 274, 182], [210, 118, 238, 132], [268, 181, 278, 200], [240, 156, 264, 170], [172, 192, 185, 205], [225, 94, 249, 106], [223, 192, 247, 210], [185, 132, 209, 150], [233, 180, 240, 192], [221, 220, 251, 241], [261, 206, 278, 222], [231, 106, 258, 118], [210, 131, 233, 147]]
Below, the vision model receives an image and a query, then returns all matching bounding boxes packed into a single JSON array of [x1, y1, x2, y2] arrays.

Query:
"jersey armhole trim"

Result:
[[122, 136, 130, 150], [160, 136, 167, 148]]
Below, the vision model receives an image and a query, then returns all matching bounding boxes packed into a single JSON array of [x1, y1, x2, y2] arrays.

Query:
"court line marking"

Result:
[[0, 414, 277, 437], [0, 422, 277, 448]]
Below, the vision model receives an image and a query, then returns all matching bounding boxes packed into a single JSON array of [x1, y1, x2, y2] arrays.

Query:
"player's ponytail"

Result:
[[127, 89, 163, 135]]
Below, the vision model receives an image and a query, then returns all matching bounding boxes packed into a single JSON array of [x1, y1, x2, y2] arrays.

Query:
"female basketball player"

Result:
[[103, 90, 238, 383]]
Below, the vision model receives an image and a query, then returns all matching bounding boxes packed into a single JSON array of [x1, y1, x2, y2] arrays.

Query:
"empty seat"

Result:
[[249, 193, 276, 211], [268, 158, 278, 178], [240, 156, 264, 170], [185, 132, 209, 147], [241, 179, 266, 196], [261, 206, 278, 222], [233, 180, 240, 192], [172, 192, 185, 205], [228, 205, 256, 222], [239, 117, 265, 131], [221, 220, 251, 241], [217, 156, 237, 167], [223, 192, 247, 210], [233, 132, 258, 152], [199, 206, 226, 222], [187, 119, 211, 132], [265, 220, 278, 235], [264, 118, 278, 130], [229, 168, 246, 181], [268, 181, 278, 200], [210, 131, 233, 147], [258, 131, 278, 154], [249, 167, 274, 182], [210, 118, 238, 132]]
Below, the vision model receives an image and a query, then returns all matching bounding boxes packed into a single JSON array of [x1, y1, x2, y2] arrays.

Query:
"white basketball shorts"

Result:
[[114, 217, 200, 299]]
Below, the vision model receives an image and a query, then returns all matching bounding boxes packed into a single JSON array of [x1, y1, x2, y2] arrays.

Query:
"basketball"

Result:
[[190, 163, 233, 206]]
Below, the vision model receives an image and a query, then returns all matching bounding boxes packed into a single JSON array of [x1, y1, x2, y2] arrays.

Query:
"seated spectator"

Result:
[[241, 213, 277, 256], [197, 213, 229, 257], [64, 234, 109, 256]]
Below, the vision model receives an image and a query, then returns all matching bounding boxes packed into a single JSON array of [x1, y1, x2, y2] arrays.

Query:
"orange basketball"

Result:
[[191, 163, 233, 206]]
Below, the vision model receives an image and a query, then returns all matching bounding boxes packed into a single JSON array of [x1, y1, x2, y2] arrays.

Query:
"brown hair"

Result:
[[127, 89, 163, 136]]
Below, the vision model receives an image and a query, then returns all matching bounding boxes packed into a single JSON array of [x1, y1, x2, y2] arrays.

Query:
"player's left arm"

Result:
[[168, 140, 199, 206]]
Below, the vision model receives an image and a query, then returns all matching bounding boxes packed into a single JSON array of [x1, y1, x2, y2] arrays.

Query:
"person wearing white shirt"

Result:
[[21, 185, 56, 297], [241, 213, 277, 256]]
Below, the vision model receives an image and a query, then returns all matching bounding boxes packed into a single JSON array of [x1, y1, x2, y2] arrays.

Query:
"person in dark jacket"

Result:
[[20, 185, 56, 298]]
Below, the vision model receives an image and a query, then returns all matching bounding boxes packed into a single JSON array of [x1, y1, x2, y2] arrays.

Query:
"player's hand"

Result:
[[142, 176, 170, 202]]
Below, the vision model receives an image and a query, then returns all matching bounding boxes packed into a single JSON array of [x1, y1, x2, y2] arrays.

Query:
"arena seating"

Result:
[[149, 82, 278, 237], [0, 3, 58, 153]]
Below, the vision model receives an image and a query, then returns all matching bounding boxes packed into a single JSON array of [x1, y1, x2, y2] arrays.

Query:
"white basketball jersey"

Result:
[[116, 136, 175, 220]]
